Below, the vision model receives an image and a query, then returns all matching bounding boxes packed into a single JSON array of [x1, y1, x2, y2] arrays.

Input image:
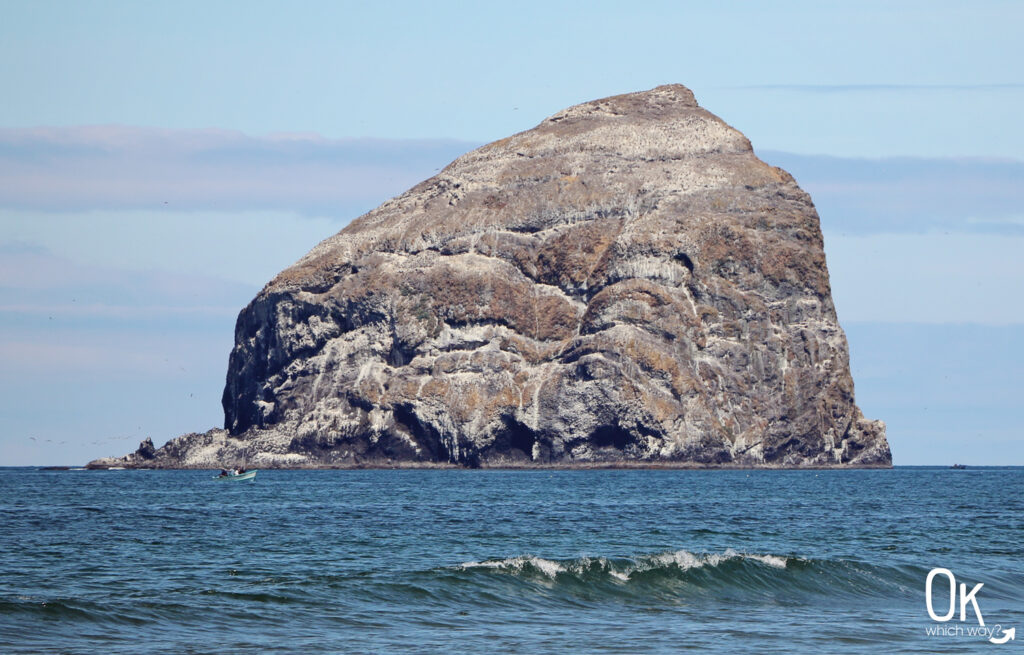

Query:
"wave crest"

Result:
[[459, 549, 790, 582], [449, 549, 937, 603]]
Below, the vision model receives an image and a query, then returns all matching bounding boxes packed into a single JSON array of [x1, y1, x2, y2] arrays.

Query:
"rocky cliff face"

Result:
[[91, 84, 890, 469]]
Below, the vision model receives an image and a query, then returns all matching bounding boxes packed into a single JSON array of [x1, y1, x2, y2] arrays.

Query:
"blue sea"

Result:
[[1, 467, 1021, 653]]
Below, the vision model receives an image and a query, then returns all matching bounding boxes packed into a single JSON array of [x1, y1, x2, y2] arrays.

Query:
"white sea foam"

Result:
[[745, 553, 788, 569], [460, 556, 566, 579], [458, 549, 789, 582], [632, 549, 788, 575]]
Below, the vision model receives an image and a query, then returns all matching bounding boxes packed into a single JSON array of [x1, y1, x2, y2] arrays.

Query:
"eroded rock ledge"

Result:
[[90, 84, 891, 470]]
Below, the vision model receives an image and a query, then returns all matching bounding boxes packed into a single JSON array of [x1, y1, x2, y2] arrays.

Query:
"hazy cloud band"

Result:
[[2, 126, 1022, 234], [0, 126, 478, 217]]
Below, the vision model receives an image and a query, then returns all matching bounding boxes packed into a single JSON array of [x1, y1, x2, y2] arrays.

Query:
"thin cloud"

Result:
[[723, 84, 1024, 93], [0, 303, 239, 319], [760, 151, 1024, 234], [2, 126, 1022, 236], [0, 126, 478, 215], [0, 245, 254, 320]]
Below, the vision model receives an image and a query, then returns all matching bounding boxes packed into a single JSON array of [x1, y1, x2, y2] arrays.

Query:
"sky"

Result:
[[1, 0, 1021, 466]]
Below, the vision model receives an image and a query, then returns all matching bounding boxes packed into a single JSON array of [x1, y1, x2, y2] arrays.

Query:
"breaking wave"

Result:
[[449, 549, 927, 602], [461, 549, 787, 579]]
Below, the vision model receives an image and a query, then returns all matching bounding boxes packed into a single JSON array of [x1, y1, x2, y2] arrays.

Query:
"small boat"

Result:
[[213, 469, 257, 482], [950, 464, 967, 470]]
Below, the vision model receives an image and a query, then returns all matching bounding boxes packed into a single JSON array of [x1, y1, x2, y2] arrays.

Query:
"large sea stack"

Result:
[[91, 85, 891, 469]]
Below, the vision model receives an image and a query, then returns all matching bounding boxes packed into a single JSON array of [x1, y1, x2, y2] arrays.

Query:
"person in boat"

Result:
[[219, 468, 228, 477]]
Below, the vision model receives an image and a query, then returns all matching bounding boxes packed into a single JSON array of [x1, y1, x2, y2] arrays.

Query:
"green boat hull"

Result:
[[212, 470, 257, 482]]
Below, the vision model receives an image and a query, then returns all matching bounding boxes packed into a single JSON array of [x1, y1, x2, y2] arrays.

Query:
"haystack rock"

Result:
[[91, 84, 890, 469]]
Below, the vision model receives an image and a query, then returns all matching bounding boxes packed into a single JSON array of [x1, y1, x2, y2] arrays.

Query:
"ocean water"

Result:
[[1, 467, 1020, 654]]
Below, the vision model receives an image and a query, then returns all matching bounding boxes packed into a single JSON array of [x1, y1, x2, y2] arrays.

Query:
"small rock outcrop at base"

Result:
[[89, 84, 891, 470]]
